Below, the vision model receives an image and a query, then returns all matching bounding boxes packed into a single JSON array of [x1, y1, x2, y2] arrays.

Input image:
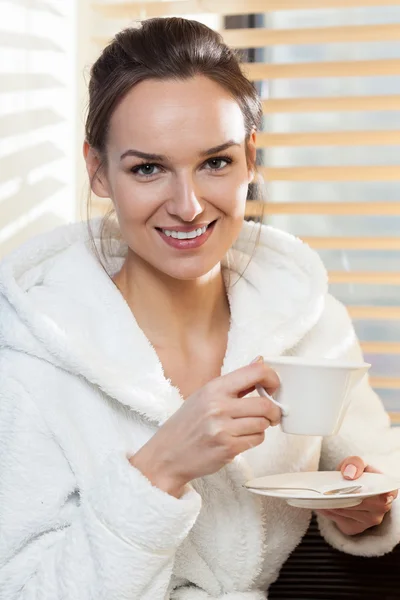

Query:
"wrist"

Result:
[[129, 446, 187, 499]]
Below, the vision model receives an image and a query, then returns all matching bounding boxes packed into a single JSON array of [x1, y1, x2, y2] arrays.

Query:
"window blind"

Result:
[[0, 0, 75, 258], [92, 0, 400, 425]]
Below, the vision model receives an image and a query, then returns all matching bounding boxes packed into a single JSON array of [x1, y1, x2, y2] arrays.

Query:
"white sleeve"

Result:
[[318, 298, 400, 557], [0, 376, 201, 600]]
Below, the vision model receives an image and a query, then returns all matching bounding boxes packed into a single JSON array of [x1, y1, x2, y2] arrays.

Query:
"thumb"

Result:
[[339, 456, 366, 480]]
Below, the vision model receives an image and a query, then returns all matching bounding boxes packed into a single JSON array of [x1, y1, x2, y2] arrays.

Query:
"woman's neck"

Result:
[[112, 252, 230, 350]]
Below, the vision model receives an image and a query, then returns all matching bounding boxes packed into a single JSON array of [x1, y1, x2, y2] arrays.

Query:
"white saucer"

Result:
[[245, 471, 400, 509]]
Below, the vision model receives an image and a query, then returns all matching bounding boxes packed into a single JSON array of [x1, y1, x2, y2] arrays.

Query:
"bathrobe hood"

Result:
[[0, 218, 328, 424]]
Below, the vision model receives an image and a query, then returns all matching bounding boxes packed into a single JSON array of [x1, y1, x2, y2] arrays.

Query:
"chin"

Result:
[[154, 256, 223, 281]]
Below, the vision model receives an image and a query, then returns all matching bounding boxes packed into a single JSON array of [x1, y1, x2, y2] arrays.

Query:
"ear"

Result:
[[83, 141, 110, 198], [247, 131, 257, 183]]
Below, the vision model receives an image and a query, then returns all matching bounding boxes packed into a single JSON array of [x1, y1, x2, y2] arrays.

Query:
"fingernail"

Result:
[[251, 356, 264, 364], [343, 464, 357, 480]]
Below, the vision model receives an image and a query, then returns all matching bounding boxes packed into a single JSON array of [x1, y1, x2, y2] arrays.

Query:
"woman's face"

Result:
[[86, 75, 256, 280]]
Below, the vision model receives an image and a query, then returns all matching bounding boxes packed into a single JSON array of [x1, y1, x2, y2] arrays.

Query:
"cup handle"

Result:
[[255, 384, 289, 417]]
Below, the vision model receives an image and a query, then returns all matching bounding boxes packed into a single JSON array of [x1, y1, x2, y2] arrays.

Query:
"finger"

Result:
[[229, 416, 271, 437], [233, 432, 266, 455], [339, 456, 366, 480], [218, 361, 280, 398], [229, 396, 282, 426], [238, 386, 256, 398], [356, 465, 398, 501], [360, 488, 398, 503], [319, 508, 370, 525], [323, 508, 388, 525], [359, 493, 396, 511], [315, 511, 369, 536], [363, 465, 398, 500], [364, 465, 383, 475]]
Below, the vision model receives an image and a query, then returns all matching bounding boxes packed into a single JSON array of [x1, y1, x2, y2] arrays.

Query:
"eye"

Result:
[[131, 163, 162, 177], [204, 156, 233, 171]]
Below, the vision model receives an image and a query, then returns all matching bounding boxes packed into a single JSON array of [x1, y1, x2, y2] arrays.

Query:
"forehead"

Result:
[[107, 76, 246, 155]]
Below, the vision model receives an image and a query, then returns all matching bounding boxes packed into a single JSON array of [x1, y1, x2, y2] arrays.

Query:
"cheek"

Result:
[[215, 178, 248, 219], [111, 175, 162, 225], [228, 164, 251, 210]]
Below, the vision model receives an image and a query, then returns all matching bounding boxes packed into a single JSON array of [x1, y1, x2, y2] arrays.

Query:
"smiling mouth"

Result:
[[155, 220, 217, 240], [155, 219, 218, 250]]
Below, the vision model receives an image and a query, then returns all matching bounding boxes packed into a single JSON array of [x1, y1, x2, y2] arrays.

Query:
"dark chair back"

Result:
[[269, 516, 400, 599]]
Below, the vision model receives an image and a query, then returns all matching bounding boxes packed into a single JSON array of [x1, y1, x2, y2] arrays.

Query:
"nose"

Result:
[[166, 174, 204, 222]]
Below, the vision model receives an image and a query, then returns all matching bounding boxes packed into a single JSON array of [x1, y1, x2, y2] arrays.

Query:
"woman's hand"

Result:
[[316, 456, 398, 536], [130, 359, 281, 497]]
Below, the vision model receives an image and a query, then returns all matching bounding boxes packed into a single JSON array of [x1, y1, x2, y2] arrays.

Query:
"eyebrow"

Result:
[[120, 140, 240, 162]]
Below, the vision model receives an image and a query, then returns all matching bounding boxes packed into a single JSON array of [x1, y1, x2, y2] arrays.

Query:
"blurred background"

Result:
[[1, 0, 400, 425]]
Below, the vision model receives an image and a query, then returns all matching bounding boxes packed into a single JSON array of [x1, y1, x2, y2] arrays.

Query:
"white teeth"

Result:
[[162, 224, 209, 239]]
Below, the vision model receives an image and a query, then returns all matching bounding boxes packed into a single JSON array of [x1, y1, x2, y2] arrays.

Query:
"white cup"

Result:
[[258, 356, 370, 436]]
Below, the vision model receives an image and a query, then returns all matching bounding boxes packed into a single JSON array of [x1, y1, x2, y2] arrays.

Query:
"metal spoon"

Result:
[[244, 484, 362, 496]]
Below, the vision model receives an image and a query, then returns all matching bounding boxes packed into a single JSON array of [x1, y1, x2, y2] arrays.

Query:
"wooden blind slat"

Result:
[[303, 237, 400, 250], [361, 342, 400, 354], [259, 201, 400, 216], [257, 130, 400, 148], [348, 306, 400, 320], [259, 165, 400, 182], [223, 24, 400, 49], [93, 199, 400, 218], [93, 0, 272, 18], [329, 272, 400, 285], [370, 377, 400, 389], [96, 25, 400, 49], [262, 96, 400, 114], [80, 66, 400, 114], [91, 202, 400, 248], [391, 412, 400, 424], [244, 59, 400, 81], [93, 1, 400, 20]]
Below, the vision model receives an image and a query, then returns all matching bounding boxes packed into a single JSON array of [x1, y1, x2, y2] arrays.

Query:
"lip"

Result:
[[156, 220, 217, 251]]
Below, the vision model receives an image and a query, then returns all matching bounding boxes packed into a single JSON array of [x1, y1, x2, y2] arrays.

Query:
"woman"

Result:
[[0, 17, 399, 600]]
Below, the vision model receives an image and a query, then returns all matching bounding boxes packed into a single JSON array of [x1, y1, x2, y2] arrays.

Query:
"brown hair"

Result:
[[85, 17, 264, 269]]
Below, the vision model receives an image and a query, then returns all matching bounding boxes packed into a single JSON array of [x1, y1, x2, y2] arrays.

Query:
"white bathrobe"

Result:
[[0, 219, 399, 600]]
